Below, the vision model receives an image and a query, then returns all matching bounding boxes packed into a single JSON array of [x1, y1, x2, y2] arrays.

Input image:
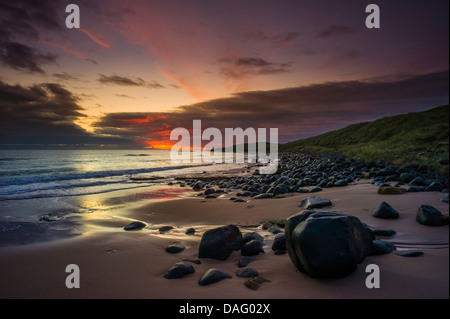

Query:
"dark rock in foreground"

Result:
[[198, 268, 232, 286], [163, 262, 195, 279], [416, 204, 448, 226], [373, 202, 399, 219], [285, 210, 373, 278], [182, 258, 201, 264], [299, 196, 332, 209], [123, 221, 146, 231], [198, 224, 243, 260]]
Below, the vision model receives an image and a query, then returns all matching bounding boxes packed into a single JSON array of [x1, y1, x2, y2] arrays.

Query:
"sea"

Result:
[[0, 149, 244, 246]]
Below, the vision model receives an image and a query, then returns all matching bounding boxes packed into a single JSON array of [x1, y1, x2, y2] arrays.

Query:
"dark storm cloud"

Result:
[[0, 81, 132, 146], [93, 70, 449, 143], [0, 0, 63, 73], [219, 57, 294, 79], [98, 74, 166, 88], [0, 41, 57, 74]]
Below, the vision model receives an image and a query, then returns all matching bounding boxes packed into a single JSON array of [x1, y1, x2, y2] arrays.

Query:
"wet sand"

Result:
[[0, 182, 448, 299]]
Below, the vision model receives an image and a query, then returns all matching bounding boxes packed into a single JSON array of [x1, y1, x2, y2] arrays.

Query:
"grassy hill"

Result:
[[279, 105, 449, 168]]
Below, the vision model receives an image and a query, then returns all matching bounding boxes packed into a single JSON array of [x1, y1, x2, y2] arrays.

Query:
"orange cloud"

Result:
[[77, 28, 111, 49]]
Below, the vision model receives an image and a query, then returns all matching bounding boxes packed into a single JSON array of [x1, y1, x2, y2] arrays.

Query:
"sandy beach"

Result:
[[0, 180, 448, 299]]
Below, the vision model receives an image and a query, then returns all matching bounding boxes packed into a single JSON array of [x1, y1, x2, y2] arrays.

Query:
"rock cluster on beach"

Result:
[[177, 153, 449, 202], [159, 152, 448, 283]]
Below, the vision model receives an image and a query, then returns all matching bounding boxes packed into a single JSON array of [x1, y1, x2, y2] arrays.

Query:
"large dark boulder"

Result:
[[285, 210, 373, 278], [198, 224, 243, 260], [416, 205, 449, 226], [373, 202, 399, 219]]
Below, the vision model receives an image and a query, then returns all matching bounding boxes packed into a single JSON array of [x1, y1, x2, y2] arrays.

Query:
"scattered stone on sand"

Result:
[[123, 221, 146, 231], [165, 243, 185, 254], [397, 251, 424, 257], [274, 250, 287, 255], [272, 233, 286, 252], [370, 240, 396, 255], [244, 276, 270, 290], [198, 268, 232, 286], [373, 229, 397, 236], [238, 256, 256, 268], [182, 258, 201, 264], [373, 201, 399, 219], [262, 220, 285, 230], [299, 196, 332, 209], [185, 227, 196, 235], [416, 204, 449, 226], [236, 267, 259, 278], [377, 186, 407, 195], [285, 210, 373, 278], [241, 239, 263, 256], [253, 193, 272, 199], [198, 224, 243, 260], [159, 226, 174, 233], [163, 262, 195, 279], [243, 232, 264, 245], [266, 226, 282, 234]]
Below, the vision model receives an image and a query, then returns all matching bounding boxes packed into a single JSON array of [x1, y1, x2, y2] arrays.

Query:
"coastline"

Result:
[[0, 178, 448, 299]]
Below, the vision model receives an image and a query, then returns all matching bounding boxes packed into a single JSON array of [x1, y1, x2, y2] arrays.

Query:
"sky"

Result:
[[0, 0, 448, 149]]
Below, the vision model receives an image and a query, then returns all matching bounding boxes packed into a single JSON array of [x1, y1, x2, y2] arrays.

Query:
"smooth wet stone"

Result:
[[204, 188, 215, 195], [123, 221, 146, 231], [416, 204, 448, 226], [241, 239, 263, 256], [159, 226, 174, 233], [243, 232, 264, 245], [198, 224, 243, 260], [309, 186, 323, 193], [253, 193, 272, 199], [373, 202, 399, 219], [373, 229, 396, 236], [238, 256, 256, 267], [185, 227, 196, 235], [274, 250, 287, 255], [299, 196, 332, 209], [165, 243, 185, 254], [267, 226, 282, 234], [272, 233, 286, 251], [334, 179, 348, 187], [407, 186, 427, 192], [236, 267, 259, 278], [370, 240, 396, 255], [198, 268, 232, 286], [397, 251, 424, 257], [163, 262, 195, 279], [285, 210, 373, 278]]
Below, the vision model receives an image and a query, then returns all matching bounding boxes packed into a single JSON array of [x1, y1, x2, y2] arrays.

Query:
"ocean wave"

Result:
[[0, 163, 212, 187]]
